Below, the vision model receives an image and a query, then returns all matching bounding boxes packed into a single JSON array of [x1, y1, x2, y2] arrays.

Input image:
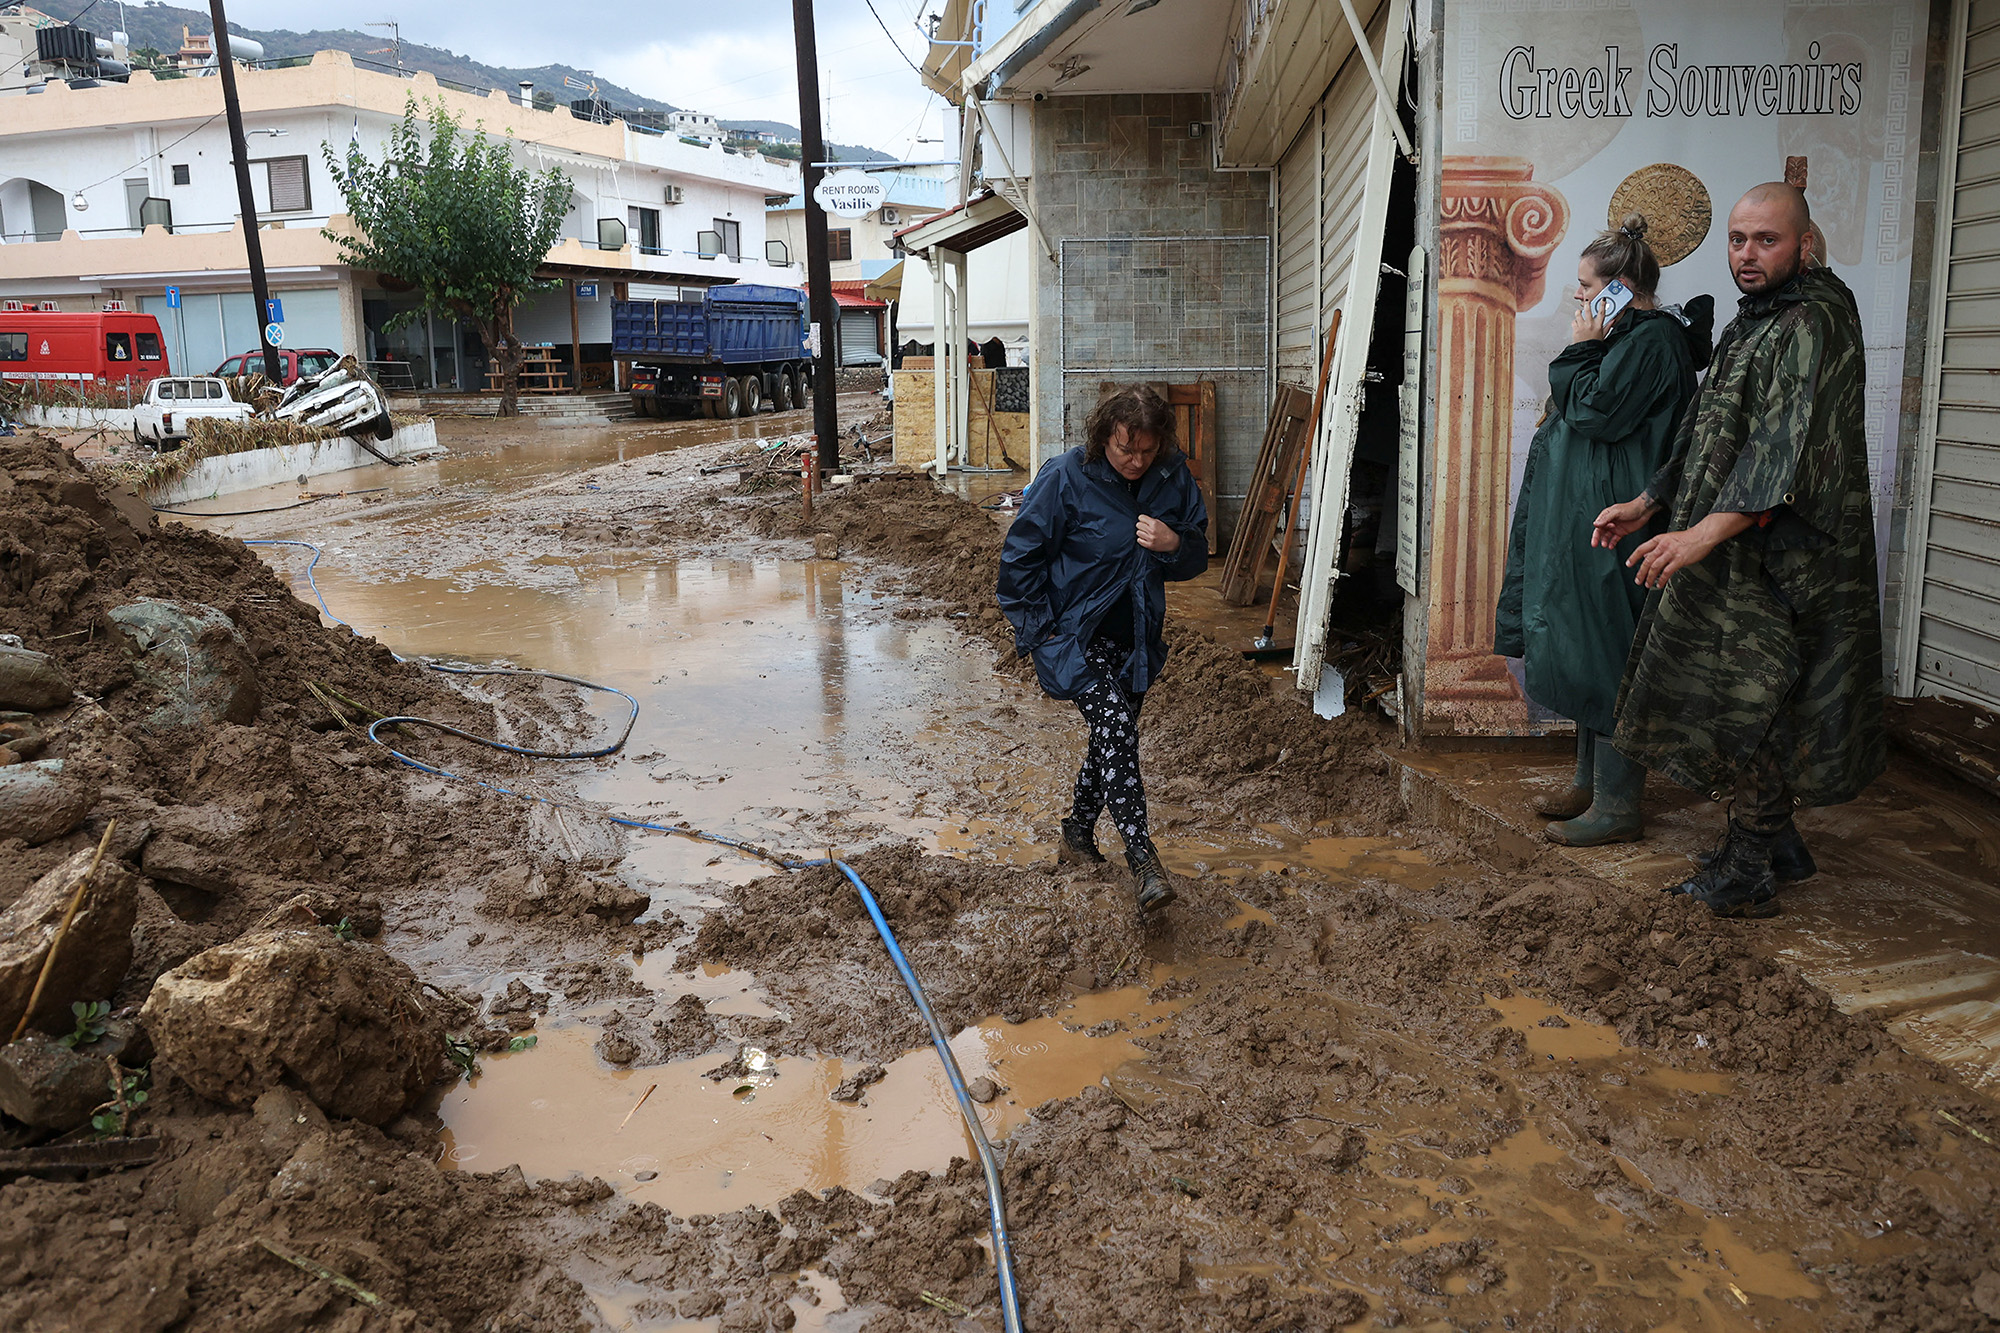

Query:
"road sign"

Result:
[[812, 169, 887, 217], [577, 282, 598, 300], [265, 297, 283, 324], [265, 322, 285, 347], [164, 285, 180, 309]]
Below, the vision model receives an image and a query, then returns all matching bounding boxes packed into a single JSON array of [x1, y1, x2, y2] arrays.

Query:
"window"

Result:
[[171, 164, 191, 186], [215, 356, 246, 376], [258, 156, 311, 212], [0, 332, 26, 362], [297, 352, 337, 377], [827, 228, 853, 262], [136, 332, 162, 361], [628, 206, 660, 254], [713, 217, 741, 261], [156, 380, 179, 400], [106, 332, 132, 361], [205, 380, 225, 399]]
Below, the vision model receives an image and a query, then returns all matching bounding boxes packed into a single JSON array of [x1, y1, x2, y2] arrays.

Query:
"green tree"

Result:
[[322, 97, 572, 415]]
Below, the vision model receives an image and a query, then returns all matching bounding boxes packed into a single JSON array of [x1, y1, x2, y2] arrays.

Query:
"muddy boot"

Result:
[[1546, 737, 1644, 846], [1126, 844, 1176, 913], [1057, 814, 1105, 866], [1682, 823, 1778, 918], [1692, 818, 1817, 884], [1534, 727, 1595, 820]]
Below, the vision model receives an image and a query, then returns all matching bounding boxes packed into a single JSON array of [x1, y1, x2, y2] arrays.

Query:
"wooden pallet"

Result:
[[1219, 381, 1316, 605]]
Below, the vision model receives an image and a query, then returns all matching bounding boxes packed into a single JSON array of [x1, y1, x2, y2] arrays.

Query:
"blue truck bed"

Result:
[[611, 285, 808, 364]]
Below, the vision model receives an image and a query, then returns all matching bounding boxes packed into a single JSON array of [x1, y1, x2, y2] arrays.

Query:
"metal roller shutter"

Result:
[[838, 308, 881, 366], [1909, 0, 2000, 706], [1317, 17, 1382, 355], [1275, 117, 1321, 380]]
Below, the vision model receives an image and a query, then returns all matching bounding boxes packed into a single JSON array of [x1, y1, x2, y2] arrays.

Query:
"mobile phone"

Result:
[[1590, 279, 1634, 322]]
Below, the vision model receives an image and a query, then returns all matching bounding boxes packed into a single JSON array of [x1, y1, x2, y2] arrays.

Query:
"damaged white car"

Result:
[[272, 357, 394, 441]]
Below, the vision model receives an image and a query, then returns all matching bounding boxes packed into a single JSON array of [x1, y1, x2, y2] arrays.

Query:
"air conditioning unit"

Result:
[[102, 300, 126, 311], [880, 206, 900, 225], [664, 184, 685, 205]]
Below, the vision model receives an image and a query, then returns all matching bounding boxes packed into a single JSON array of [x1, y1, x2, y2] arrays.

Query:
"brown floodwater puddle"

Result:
[[437, 983, 1181, 1215]]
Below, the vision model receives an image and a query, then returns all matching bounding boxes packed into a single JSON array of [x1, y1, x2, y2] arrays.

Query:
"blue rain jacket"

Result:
[[996, 446, 1210, 700]]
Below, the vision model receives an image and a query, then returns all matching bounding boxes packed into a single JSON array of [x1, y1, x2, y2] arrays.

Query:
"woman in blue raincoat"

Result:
[[997, 386, 1209, 913], [1494, 213, 1711, 846]]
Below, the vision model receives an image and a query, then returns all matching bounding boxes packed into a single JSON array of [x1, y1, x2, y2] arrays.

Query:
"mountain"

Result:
[[30, 1, 894, 161]]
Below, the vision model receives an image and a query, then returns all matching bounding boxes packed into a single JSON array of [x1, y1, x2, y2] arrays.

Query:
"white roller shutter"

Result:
[[1275, 119, 1321, 380], [1907, 0, 2000, 706], [839, 308, 881, 366], [1317, 24, 1381, 364]]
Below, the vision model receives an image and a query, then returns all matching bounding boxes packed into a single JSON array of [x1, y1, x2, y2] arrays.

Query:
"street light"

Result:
[[71, 191, 88, 211]]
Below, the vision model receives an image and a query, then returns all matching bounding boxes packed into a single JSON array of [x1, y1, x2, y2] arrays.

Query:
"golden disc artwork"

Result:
[[1608, 164, 1712, 267]]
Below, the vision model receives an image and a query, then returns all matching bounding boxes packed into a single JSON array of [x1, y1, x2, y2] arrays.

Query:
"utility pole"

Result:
[[208, 0, 280, 383], [791, 0, 839, 475]]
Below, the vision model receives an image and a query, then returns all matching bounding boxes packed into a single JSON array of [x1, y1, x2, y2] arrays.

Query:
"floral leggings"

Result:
[[1069, 637, 1154, 859]]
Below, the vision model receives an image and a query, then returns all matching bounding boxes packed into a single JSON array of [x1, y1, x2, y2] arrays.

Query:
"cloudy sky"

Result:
[[212, 0, 954, 157]]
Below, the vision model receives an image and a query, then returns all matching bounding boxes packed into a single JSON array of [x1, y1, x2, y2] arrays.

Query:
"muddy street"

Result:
[[2, 412, 1997, 1333]]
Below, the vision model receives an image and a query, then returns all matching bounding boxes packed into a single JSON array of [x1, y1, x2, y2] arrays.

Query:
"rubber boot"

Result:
[[1057, 813, 1106, 866], [1694, 818, 1817, 884], [1546, 737, 1644, 846], [1534, 727, 1595, 820], [1680, 822, 1779, 918], [1126, 844, 1177, 913]]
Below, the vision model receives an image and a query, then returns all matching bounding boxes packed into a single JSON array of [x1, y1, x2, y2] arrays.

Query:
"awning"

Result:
[[864, 260, 904, 303], [809, 281, 887, 310], [893, 191, 1025, 256]]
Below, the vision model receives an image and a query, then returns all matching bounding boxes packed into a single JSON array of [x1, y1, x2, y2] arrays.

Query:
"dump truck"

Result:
[[612, 285, 812, 419]]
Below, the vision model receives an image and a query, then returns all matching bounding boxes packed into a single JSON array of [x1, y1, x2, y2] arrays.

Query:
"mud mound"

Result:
[[752, 479, 1400, 828]]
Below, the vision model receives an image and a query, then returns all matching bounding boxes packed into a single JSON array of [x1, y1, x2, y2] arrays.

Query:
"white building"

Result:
[[0, 49, 801, 389], [666, 110, 722, 143]]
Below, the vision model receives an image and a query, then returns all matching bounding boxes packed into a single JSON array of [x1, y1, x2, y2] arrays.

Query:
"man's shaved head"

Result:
[[1727, 183, 1815, 294], [1735, 182, 1812, 233]]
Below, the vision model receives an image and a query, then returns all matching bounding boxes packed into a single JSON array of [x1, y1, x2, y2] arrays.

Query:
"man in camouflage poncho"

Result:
[[1592, 183, 1886, 918]]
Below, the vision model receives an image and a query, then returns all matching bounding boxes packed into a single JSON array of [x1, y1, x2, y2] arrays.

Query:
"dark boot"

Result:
[[1693, 819, 1817, 884], [1057, 814, 1105, 866], [1676, 823, 1778, 918], [1126, 844, 1176, 913], [1534, 727, 1595, 820], [1547, 737, 1644, 846]]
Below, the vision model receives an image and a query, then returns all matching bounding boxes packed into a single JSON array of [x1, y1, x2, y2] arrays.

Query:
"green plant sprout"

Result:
[[91, 1060, 148, 1138], [57, 1000, 111, 1049]]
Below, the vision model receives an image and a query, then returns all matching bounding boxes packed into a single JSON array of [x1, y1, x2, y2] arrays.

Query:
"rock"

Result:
[[830, 1064, 887, 1102], [966, 1076, 1001, 1104], [0, 711, 47, 760], [107, 600, 260, 731], [0, 845, 137, 1038], [140, 835, 235, 894], [0, 645, 72, 711], [0, 1034, 113, 1130], [0, 758, 97, 845], [1971, 1269, 2000, 1319], [141, 927, 445, 1124]]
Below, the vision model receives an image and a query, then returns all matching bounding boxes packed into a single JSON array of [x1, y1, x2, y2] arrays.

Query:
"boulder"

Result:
[[0, 845, 137, 1038], [0, 758, 96, 844], [140, 835, 235, 894], [0, 645, 71, 711], [141, 927, 444, 1124], [107, 600, 260, 731], [0, 1033, 111, 1130]]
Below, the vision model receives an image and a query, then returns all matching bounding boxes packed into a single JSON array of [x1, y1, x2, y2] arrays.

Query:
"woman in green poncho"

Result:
[[1495, 213, 1712, 847]]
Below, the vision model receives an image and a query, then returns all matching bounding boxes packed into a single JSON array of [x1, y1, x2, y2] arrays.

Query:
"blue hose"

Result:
[[247, 535, 1027, 1332]]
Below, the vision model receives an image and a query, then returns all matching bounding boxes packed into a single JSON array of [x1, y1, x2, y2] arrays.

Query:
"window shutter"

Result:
[[266, 157, 309, 212]]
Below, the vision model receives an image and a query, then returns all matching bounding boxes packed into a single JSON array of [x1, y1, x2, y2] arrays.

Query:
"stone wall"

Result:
[[1027, 93, 1272, 535]]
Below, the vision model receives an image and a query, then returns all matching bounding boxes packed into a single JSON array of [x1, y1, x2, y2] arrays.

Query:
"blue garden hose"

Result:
[[241, 535, 1026, 1332]]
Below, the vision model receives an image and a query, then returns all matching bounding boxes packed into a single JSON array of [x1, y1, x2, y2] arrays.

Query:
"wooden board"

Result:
[[1218, 382, 1316, 605]]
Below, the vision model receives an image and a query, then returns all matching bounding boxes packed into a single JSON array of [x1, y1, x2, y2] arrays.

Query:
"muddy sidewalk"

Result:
[[1, 417, 1996, 1333]]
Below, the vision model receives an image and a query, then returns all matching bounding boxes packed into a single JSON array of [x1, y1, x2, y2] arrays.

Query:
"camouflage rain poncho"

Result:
[[1613, 266, 1886, 807]]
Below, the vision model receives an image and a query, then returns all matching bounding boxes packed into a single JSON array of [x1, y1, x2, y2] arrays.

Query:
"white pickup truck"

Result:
[[132, 376, 254, 445]]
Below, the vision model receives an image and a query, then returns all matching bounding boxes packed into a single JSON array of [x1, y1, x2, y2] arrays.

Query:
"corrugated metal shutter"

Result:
[[1913, 0, 2000, 706], [1274, 117, 1320, 380], [1317, 16, 1381, 356], [839, 308, 880, 366]]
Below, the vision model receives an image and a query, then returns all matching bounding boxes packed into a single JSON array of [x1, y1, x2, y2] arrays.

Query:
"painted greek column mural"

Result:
[[1425, 157, 1568, 724]]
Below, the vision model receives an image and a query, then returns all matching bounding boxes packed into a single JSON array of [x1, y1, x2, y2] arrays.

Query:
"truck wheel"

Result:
[[739, 374, 762, 415], [790, 367, 808, 407], [773, 369, 795, 411], [717, 377, 742, 419]]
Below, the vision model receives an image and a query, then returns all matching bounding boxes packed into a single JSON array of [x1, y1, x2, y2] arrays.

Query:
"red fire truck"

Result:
[[0, 302, 174, 395]]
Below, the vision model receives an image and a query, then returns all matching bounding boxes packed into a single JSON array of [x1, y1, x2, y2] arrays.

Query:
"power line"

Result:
[[864, 0, 924, 77], [78, 110, 226, 195]]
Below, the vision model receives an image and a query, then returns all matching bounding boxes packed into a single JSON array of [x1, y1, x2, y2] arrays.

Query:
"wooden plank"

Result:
[[1218, 382, 1315, 604]]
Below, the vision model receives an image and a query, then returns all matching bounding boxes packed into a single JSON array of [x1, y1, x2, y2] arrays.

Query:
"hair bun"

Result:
[[1619, 212, 1649, 239]]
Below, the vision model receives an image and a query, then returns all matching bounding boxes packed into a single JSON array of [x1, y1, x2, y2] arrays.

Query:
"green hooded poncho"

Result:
[[1494, 303, 1709, 733], [1614, 266, 1887, 807]]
